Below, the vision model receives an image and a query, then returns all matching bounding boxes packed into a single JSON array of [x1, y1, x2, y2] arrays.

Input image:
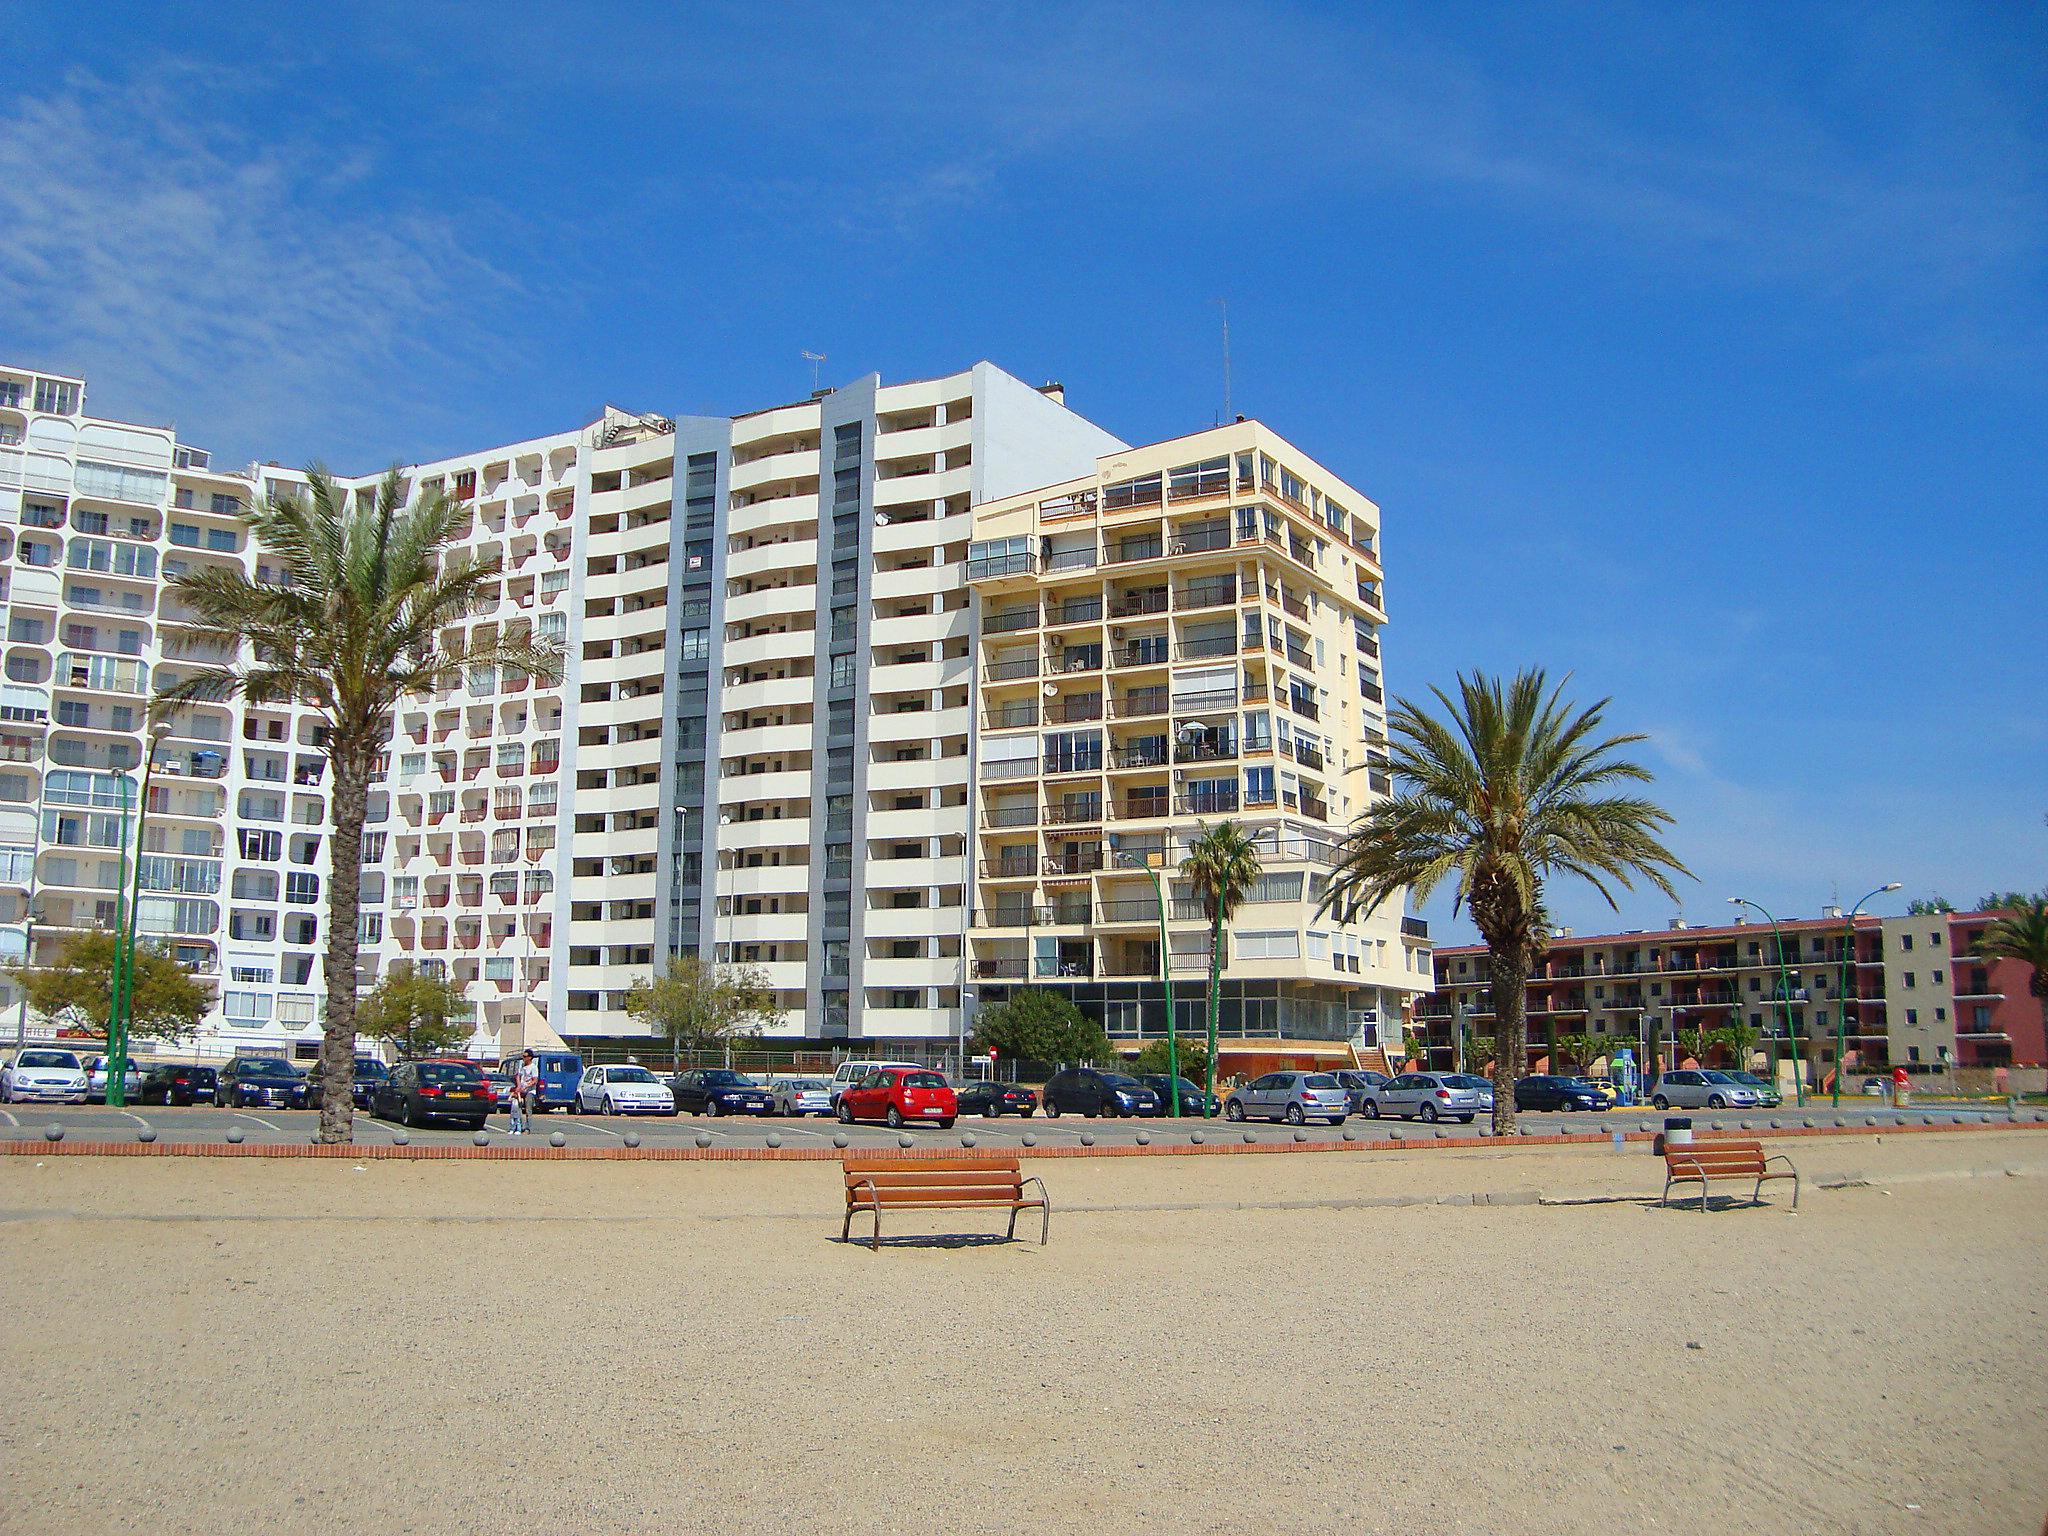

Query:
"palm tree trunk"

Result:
[[317, 746, 370, 1144], [1488, 951, 1524, 1135], [1203, 906, 1224, 1109]]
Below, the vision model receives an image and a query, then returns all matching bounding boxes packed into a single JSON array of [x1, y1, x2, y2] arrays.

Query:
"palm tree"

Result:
[[1179, 820, 1263, 1115], [1318, 669, 1688, 1133], [1972, 896, 2048, 1062], [154, 469, 560, 1143]]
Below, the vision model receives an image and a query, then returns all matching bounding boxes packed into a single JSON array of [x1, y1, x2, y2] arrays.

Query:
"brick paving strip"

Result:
[[3, 1118, 2043, 1161]]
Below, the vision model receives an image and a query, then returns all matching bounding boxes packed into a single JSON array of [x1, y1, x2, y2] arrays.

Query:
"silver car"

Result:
[[771, 1077, 834, 1116], [1362, 1072, 1494, 1124], [1224, 1071, 1351, 1125], [1650, 1070, 1760, 1110]]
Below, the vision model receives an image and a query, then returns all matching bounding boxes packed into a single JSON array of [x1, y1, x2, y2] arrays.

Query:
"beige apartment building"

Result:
[[964, 424, 1432, 1055]]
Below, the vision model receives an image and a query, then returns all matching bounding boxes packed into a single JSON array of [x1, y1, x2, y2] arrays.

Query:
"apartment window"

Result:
[[1905, 1009, 1918, 1025], [1934, 1007, 1946, 1022], [1932, 969, 1944, 984], [34, 380, 79, 414], [1902, 972, 1915, 988], [358, 913, 384, 944], [679, 628, 709, 662], [223, 991, 271, 1022], [285, 871, 320, 905], [1900, 934, 1913, 950]]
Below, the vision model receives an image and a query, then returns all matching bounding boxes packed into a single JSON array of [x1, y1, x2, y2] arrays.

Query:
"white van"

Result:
[[828, 1059, 921, 1105]]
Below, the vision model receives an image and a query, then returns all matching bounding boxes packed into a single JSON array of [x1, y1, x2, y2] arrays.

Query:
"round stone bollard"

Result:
[[1292, 1128, 1307, 1142], [1737, 1120, 1753, 1132], [1340, 1125, 1356, 1142], [1079, 1132, 1095, 1147], [1389, 1129, 1404, 1142], [832, 1132, 849, 1149], [224, 1126, 244, 1144], [392, 1129, 410, 1146], [694, 1131, 713, 1149], [473, 1130, 491, 1147], [1433, 1128, 1449, 1139], [1020, 1132, 1036, 1147], [765, 1132, 782, 1149], [1637, 1121, 1654, 1134], [137, 1125, 157, 1144], [1135, 1130, 1150, 1146], [1190, 1131, 1204, 1145], [959, 1133, 975, 1148], [550, 1131, 567, 1148], [1768, 1119, 1783, 1131], [42, 1123, 63, 1143], [623, 1131, 641, 1149], [1241, 1130, 1256, 1144], [897, 1133, 914, 1149], [1801, 1117, 1816, 1129]]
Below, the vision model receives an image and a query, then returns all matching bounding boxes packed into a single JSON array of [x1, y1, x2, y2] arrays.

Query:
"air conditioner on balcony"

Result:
[[1110, 627, 1125, 641]]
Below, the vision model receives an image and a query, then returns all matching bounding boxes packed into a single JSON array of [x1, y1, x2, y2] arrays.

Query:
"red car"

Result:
[[836, 1066, 957, 1130]]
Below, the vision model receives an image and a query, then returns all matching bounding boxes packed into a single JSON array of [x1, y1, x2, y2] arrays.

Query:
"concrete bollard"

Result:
[[225, 1126, 244, 1144], [550, 1131, 567, 1148], [959, 1133, 975, 1149], [897, 1133, 914, 1149], [1341, 1125, 1356, 1142], [832, 1133, 849, 1148], [1242, 1130, 1256, 1144], [695, 1132, 713, 1149], [473, 1130, 490, 1147], [392, 1129, 409, 1146], [1135, 1130, 1150, 1146], [623, 1131, 641, 1148], [1389, 1129, 1404, 1141], [42, 1123, 63, 1143], [1020, 1133, 1036, 1147], [137, 1125, 157, 1144], [1190, 1131, 1205, 1145], [1079, 1132, 1095, 1147], [765, 1133, 782, 1148], [1292, 1128, 1307, 1142]]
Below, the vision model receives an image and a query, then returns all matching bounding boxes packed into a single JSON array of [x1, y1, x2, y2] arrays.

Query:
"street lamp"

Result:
[[1836, 882, 1901, 1108], [1118, 851, 1182, 1113], [108, 721, 173, 1109], [1729, 896, 1804, 1107]]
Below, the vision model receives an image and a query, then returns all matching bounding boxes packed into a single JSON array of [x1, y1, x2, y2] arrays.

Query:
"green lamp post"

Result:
[[107, 724, 172, 1109], [1835, 882, 1901, 1108], [1729, 896, 1804, 1107], [1120, 851, 1181, 1114]]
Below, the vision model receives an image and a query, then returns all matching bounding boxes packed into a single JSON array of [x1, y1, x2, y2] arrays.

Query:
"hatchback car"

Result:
[[770, 1077, 835, 1116], [1, 1048, 88, 1104], [1042, 1068, 1160, 1118], [1726, 1071, 1782, 1107], [838, 1066, 957, 1129], [81, 1055, 144, 1104], [1362, 1072, 1494, 1123], [1330, 1068, 1391, 1114], [1140, 1074, 1219, 1117], [577, 1065, 676, 1116], [1650, 1069, 1762, 1110], [371, 1060, 490, 1129], [955, 1080, 1039, 1118], [216, 1056, 309, 1110], [138, 1064, 217, 1106], [302, 1055, 389, 1112], [1513, 1075, 1611, 1112], [669, 1069, 775, 1116], [1224, 1071, 1351, 1125]]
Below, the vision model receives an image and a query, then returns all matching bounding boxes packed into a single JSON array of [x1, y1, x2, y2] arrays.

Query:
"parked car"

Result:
[[1860, 1076, 1888, 1097], [956, 1080, 1039, 1118], [1140, 1074, 1219, 1117], [137, 1064, 217, 1106], [1224, 1071, 1351, 1125], [1513, 1075, 1611, 1112], [1727, 1070, 1782, 1107], [1, 1048, 88, 1104], [1361, 1072, 1494, 1123], [529, 1051, 585, 1113], [1330, 1068, 1391, 1114], [216, 1056, 309, 1110], [1650, 1069, 1761, 1110], [81, 1055, 144, 1103], [669, 1068, 774, 1116], [302, 1055, 389, 1111], [827, 1059, 920, 1106], [836, 1066, 956, 1129], [1041, 1068, 1160, 1118], [371, 1059, 490, 1129], [485, 1066, 517, 1111], [769, 1077, 835, 1116], [577, 1064, 676, 1116]]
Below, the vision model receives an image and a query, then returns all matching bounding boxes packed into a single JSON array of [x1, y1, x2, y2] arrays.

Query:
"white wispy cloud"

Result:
[[0, 64, 524, 468]]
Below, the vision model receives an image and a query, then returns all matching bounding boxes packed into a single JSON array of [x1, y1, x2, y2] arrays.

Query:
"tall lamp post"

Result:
[[1729, 896, 1804, 1107], [108, 722, 172, 1109], [1118, 852, 1181, 1113], [1836, 882, 1901, 1108]]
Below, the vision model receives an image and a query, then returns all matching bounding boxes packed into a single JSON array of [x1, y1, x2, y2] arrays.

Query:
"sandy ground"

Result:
[[1, 1134, 2043, 1536]]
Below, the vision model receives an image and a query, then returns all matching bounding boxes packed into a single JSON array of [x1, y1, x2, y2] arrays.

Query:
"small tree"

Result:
[[1716, 1016, 1760, 1072], [1906, 896, 1955, 916], [623, 959, 779, 1065], [970, 988, 1112, 1069], [12, 931, 208, 1044], [1978, 889, 2044, 914], [1458, 1029, 1496, 1073], [1131, 1037, 1210, 1084], [1551, 1031, 1599, 1074], [356, 962, 473, 1059]]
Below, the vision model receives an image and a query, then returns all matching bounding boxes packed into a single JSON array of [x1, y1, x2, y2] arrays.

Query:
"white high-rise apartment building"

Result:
[[0, 358, 1429, 1063]]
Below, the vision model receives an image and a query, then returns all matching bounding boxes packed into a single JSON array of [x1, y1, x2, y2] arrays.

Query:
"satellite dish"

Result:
[[1041, 684, 1057, 698], [874, 513, 891, 526]]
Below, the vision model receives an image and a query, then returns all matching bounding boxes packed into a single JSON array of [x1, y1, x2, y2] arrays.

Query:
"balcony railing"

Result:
[[1288, 695, 1320, 722], [967, 552, 1037, 581], [1043, 547, 1099, 574], [1044, 800, 1103, 826], [1114, 644, 1170, 669], [1111, 590, 1168, 618], [1113, 687, 1170, 718], [1044, 849, 1104, 876], [1041, 753, 1102, 776], [1106, 538, 1164, 565], [1176, 635, 1239, 660], [985, 657, 1040, 682], [1046, 597, 1103, 625], [981, 805, 1039, 829], [984, 608, 1039, 634], [1109, 744, 1169, 770], [1169, 526, 1230, 555], [984, 704, 1039, 730], [971, 958, 1029, 979], [1176, 578, 1237, 610], [1117, 795, 1169, 820], [1176, 792, 1240, 816], [1173, 740, 1236, 764], [1044, 698, 1104, 725], [1098, 899, 1161, 923], [980, 857, 1040, 879], [1291, 741, 1325, 771]]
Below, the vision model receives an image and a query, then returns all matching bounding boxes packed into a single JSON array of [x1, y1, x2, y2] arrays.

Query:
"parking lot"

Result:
[[0, 1099, 2008, 1150]]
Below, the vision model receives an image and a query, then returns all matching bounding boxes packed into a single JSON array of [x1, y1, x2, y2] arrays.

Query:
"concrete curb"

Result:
[[3, 1119, 2042, 1163]]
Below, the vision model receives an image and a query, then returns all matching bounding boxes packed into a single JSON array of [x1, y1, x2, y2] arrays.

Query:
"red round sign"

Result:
[[988, 1048, 999, 1060]]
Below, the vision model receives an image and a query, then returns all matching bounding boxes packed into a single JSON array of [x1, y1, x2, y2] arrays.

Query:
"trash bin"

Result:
[[1654, 1116, 1694, 1156]]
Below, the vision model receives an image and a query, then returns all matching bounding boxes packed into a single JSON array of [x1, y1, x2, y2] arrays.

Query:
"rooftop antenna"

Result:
[[1214, 299, 1232, 424], [802, 350, 826, 393]]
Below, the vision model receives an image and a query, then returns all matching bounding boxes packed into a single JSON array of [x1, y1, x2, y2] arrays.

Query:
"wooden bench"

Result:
[[1661, 1138, 1799, 1211], [841, 1155, 1050, 1250]]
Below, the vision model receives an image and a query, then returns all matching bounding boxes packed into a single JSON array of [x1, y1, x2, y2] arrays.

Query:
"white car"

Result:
[[827, 1059, 920, 1106], [2, 1048, 89, 1104], [576, 1064, 676, 1116], [771, 1077, 834, 1116]]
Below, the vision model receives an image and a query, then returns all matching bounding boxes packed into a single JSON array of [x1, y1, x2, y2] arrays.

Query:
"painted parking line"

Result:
[[0, 1108, 17, 1128], [230, 1112, 284, 1134]]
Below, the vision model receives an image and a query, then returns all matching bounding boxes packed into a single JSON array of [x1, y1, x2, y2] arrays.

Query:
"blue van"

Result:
[[532, 1051, 583, 1113]]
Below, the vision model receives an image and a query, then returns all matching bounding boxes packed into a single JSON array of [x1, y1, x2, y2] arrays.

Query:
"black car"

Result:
[[216, 1056, 309, 1109], [1042, 1068, 1161, 1118], [1513, 1075, 1610, 1112], [302, 1055, 390, 1111], [138, 1064, 216, 1106], [1140, 1074, 1220, 1117], [668, 1068, 775, 1116], [955, 1080, 1039, 1118], [371, 1060, 490, 1129], [1330, 1068, 1391, 1114]]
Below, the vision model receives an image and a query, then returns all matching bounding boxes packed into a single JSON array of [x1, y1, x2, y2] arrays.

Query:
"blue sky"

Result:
[[4, 2, 2043, 940]]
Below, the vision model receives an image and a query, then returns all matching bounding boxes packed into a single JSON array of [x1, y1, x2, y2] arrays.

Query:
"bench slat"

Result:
[[844, 1157, 1018, 1173]]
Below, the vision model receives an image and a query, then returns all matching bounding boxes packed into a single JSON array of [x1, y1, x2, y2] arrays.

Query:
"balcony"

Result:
[[1097, 899, 1161, 924], [1042, 547, 1098, 575], [1117, 794, 1169, 820], [1112, 687, 1169, 719], [1109, 744, 1168, 770], [1044, 698, 1103, 725], [984, 607, 1039, 634], [1288, 695, 1321, 722], [971, 958, 1029, 979], [1111, 591, 1168, 618], [1044, 800, 1103, 827], [1041, 753, 1102, 777], [984, 657, 1040, 683], [1173, 740, 1237, 765], [1175, 578, 1237, 610], [1169, 525, 1231, 556], [1045, 597, 1103, 626], [1175, 792, 1240, 816], [1175, 636, 1238, 661], [967, 551, 1037, 581], [980, 856, 1040, 880], [1114, 644, 1170, 669], [1106, 537, 1164, 566], [1291, 741, 1325, 772], [981, 805, 1038, 830], [1044, 849, 1104, 877]]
